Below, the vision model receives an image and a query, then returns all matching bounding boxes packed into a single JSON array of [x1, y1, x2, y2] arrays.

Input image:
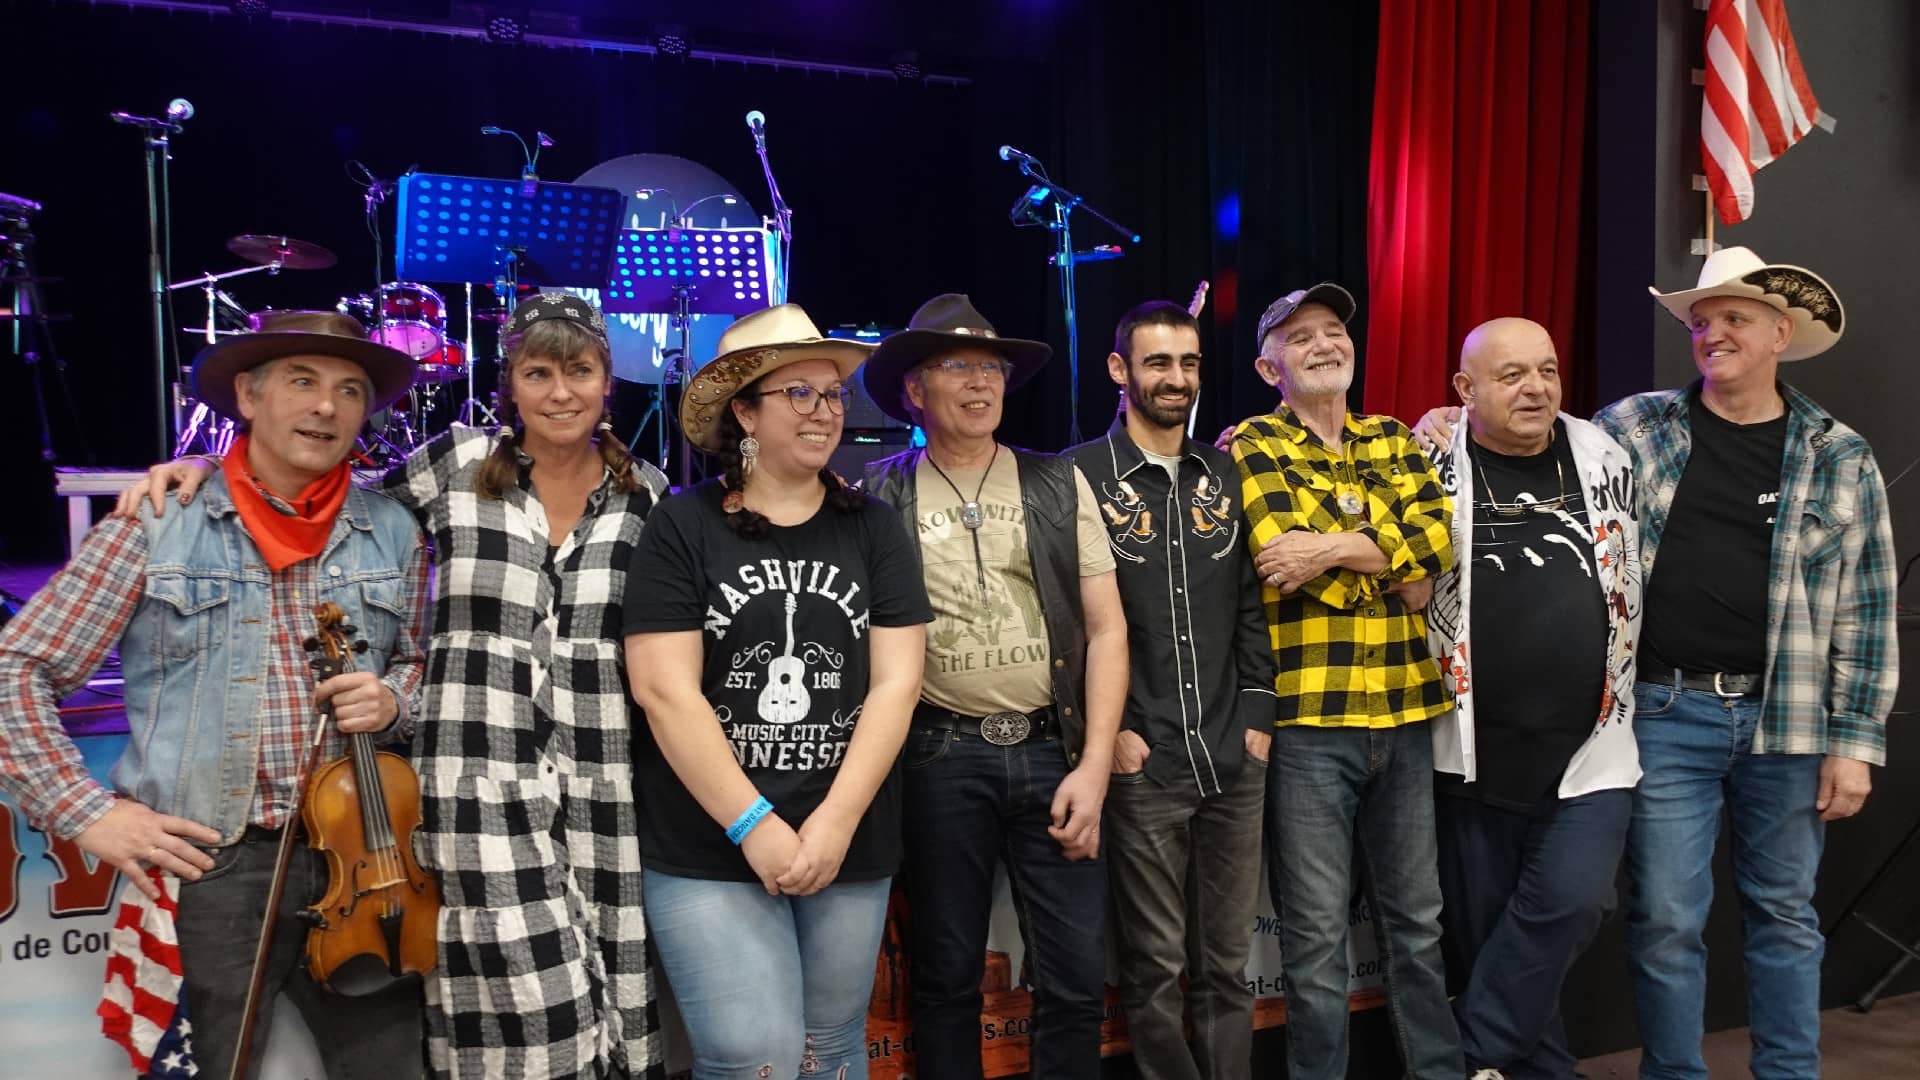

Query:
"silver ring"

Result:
[[145, 845, 159, 862]]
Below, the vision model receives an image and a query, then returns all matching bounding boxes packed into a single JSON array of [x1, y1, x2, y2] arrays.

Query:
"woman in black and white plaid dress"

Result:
[[117, 293, 668, 1078], [390, 294, 668, 1079]]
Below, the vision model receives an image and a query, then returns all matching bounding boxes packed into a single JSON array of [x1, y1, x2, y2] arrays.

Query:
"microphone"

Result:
[[998, 144, 1039, 166], [746, 110, 766, 134], [479, 125, 505, 136], [166, 98, 195, 124], [535, 131, 554, 148]]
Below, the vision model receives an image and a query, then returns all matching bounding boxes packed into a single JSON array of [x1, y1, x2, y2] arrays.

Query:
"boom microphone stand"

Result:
[[999, 145, 1138, 444], [112, 99, 193, 460]]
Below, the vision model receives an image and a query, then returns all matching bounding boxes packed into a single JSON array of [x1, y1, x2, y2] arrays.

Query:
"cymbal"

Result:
[[226, 234, 337, 270]]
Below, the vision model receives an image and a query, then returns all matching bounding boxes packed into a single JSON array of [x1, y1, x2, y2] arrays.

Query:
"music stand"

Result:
[[396, 173, 625, 286], [602, 226, 775, 484], [397, 173, 626, 429]]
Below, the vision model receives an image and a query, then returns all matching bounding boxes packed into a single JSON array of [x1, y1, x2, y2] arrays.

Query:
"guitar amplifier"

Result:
[[828, 325, 912, 432], [831, 429, 914, 481]]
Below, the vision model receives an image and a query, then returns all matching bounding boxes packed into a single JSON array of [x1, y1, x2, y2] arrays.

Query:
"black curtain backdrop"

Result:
[[2, 0, 1378, 560]]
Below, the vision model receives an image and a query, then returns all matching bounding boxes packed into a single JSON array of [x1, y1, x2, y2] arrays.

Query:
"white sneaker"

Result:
[[1469, 1071, 1507, 1080]]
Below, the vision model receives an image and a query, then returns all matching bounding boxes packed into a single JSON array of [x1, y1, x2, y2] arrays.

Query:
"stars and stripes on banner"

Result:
[[1701, 0, 1835, 225], [97, 867, 201, 1078]]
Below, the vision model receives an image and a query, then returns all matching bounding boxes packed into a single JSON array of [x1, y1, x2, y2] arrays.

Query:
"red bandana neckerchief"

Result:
[[223, 432, 352, 571]]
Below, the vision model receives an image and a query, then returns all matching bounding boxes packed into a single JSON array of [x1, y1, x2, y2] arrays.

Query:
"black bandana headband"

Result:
[[501, 291, 612, 354]]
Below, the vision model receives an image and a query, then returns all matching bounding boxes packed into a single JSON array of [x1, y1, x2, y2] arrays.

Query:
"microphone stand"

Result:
[[113, 110, 182, 461], [1006, 155, 1139, 444], [749, 124, 794, 302]]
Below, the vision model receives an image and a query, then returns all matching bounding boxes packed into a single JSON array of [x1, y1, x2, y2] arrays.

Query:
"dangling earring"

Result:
[[739, 434, 760, 478]]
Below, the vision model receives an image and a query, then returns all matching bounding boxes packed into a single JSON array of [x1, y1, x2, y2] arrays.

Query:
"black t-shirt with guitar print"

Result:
[[623, 479, 932, 883]]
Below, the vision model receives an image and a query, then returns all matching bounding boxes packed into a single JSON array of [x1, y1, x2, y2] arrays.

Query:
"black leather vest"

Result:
[[864, 446, 1091, 762]]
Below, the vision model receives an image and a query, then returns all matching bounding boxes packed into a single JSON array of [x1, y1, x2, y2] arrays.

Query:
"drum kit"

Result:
[[172, 235, 511, 465]]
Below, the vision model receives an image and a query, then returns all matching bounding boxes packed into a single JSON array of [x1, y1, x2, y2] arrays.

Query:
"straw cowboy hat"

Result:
[[1648, 246, 1844, 362], [680, 303, 875, 452]]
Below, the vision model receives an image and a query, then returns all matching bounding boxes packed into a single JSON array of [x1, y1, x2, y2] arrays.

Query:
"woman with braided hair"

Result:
[[623, 303, 929, 1080], [115, 292, 668, 1079]]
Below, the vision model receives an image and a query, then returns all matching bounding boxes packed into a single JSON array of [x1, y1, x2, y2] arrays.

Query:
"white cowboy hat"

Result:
[[1648, 246, 1844, 362]]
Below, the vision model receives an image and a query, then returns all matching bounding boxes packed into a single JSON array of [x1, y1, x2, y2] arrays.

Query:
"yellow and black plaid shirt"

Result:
[[1231, 405, 1454, 729]]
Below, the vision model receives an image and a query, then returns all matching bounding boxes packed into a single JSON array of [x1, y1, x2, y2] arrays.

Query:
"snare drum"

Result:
[[414, 338, 469, 383], [369, 282, 447, 358]]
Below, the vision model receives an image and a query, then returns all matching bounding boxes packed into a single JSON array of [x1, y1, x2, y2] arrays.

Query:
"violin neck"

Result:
[[347, 731, 400, 852]]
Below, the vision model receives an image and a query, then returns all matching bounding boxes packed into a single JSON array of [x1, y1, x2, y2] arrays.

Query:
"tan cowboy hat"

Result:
[[190, 310, 417, 420], [1648, 246, 1844, 362], [680, 304, 875, 453]]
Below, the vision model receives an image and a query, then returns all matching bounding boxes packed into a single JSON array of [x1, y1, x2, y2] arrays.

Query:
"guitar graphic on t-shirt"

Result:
[[757, 593, 811, 723]]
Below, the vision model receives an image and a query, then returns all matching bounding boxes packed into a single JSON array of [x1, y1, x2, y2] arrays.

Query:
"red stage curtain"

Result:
[[1364, 0, 1590, 422]]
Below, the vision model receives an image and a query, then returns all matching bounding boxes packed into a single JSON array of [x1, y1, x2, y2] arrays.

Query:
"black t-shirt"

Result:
[[622, 481, 933, 882], [1438, 424, 1608, 810], [1641, 392, 1786, 676]]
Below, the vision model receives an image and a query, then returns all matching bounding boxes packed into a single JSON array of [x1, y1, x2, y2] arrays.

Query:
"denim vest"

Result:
[[113, 472, 419, 843], [865, 446, 1091, 761]]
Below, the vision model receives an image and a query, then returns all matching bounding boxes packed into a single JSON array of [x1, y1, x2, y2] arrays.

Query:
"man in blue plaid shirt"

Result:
[[1420, 246, 1894, 1080], [1601, 248, 1895, 1080]]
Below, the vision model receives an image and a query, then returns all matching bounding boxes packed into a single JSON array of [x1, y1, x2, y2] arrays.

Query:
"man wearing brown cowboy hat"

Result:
[[861, 293, 1129, 1079], [0, 311, 431, 1077], [1414, 247, 1897, 1079]]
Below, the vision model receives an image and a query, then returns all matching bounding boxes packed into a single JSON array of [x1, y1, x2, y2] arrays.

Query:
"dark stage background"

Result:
[[1, 0, 1379, 565]]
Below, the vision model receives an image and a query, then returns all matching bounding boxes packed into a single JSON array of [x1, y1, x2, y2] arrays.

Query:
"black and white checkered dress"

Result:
[[389, 425, 667, 1080]]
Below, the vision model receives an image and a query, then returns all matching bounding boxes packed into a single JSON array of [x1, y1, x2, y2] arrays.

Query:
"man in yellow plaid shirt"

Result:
[[1230, 282, 1464, 1080]]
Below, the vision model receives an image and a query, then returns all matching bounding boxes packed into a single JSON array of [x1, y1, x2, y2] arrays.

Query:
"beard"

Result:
[[1127, 379, 1194, 429]]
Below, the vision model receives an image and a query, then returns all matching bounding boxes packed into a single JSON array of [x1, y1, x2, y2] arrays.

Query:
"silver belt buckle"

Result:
[[1712, 672, 1742, 698], [979, 711, 1033, 746]]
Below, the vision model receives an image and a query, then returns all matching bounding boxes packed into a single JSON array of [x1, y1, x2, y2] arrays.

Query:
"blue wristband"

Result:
[[727, 796, 773, 845]]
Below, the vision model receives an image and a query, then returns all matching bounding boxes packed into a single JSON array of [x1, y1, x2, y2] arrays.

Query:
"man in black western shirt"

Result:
[[1067, 300, 1276, 1080]]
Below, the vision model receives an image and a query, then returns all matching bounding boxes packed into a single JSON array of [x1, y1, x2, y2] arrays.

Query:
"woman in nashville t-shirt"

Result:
[[624, 305, 930, 1080]]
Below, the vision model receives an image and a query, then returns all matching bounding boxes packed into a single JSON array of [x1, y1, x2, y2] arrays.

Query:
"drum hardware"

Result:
[[1, 191, 81, 464], [167, 235, 336, 455], [457, 281, 497, 427]]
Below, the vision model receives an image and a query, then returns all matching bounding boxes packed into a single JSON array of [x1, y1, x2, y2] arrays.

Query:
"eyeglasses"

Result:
[[923, 355, 1014, 381], [751, 383, 853, 416]]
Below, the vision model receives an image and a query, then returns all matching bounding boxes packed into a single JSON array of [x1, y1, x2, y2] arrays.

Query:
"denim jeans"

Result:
[[1436, 788, 1632, 1080], [1624, 680, 1826, 1080], [1104, 751, 1265, 1080], [901, 727, 1108, 1080], [643, 869, 892, 1080], [174, 830, 425, 1080], [1265, 722, 1461, 1080]]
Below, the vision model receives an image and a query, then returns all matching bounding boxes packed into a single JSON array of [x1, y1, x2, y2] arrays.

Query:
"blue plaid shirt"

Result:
[[1594, 381, 1897, 764]]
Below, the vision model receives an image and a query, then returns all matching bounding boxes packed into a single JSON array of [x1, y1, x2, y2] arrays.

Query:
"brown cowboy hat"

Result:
[[680, 303, 875, 453], [190, 310, 417, 420], [859, 293, 1052, 426]]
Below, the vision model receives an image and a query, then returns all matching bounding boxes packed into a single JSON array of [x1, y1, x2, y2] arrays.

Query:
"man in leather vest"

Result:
[[0, 312, 431, 1077], [861, 293, 1129, 1080]]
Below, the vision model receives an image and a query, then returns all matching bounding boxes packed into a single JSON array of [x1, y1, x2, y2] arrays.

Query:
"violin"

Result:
[[296, 600, 442, 995], [227, 601, 441, 1080]]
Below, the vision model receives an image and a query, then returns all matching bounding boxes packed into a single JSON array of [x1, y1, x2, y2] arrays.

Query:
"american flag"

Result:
[[97, 868, 201, 1078], [1701, 0, 1835, 225]]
